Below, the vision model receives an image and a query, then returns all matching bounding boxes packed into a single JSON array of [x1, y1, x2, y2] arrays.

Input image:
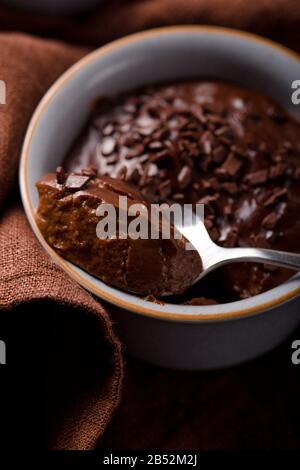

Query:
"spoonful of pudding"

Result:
[[35, 168, 202, 296], [35, 168, 300, 298]]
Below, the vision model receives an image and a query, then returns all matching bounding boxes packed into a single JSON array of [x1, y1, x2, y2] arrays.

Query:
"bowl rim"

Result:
[[19, 25, 300, 323]]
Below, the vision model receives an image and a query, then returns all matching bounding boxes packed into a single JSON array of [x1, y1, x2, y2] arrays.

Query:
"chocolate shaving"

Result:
[[197, 195, 219, 214], [177, 165, 192, 190], [219, 152, 243, 177], [215, 125, 231, 137], [269, 163, 287, 179], [56, 166, 66, 185], [81, 166, 97, 177], [173, 193, 185, 201], [158, 179, 172, 198], [222, 182, 238, 195], [102, 123, 114, 136], [65, 174, 91, 190], [244, 169, 268, 186], [208, 177, 221, 191], [231, 144, 248, 158], [136, 115, 157, 128], [127, 168, 140, 185], [264, 188, 287, 207], [262, 212, 281, 229], [148, 141, 164, 151], [185, 297, 217, 306], [125, 144, 144, 159], [101, 137, 116, 156], [223, 230, 238, 247], [212, 145, 227, 163], [200, 131, 218, 155], [116, 166, 127, 181]]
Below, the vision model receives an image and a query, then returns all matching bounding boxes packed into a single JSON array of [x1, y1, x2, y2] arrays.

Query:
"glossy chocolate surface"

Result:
[[63, 80, 300, 303]]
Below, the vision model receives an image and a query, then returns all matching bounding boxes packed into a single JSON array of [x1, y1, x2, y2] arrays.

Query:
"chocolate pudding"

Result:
[[41, 79, 300, 303], [36, 169, 202, 295]]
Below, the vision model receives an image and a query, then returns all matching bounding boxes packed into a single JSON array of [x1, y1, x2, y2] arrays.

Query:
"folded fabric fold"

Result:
[[0, 34, 123, 450]]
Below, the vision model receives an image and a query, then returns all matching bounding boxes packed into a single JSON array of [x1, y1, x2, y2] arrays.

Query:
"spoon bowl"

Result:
[[173, 206, 300, 287]]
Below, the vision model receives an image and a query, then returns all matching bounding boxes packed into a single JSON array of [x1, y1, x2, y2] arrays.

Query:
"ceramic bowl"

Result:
[[19, 26, 300, 370]]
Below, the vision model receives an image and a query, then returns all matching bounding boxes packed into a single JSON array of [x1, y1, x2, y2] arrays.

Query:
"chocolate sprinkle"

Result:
[[244, 169, 268, 186], [56, 166, 66, 185], [65, 174, 91, 190], [262, 212, 281, 229], [101, 137, 116, 156], [177, 165, 192, 190]]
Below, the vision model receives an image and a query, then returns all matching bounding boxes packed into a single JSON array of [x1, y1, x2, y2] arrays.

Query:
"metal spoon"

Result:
[[173, 206, 300, 284]]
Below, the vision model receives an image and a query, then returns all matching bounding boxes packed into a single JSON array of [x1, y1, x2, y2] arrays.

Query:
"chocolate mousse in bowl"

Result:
[[21, 27, 300, 369], [36, 79, 300, 304]]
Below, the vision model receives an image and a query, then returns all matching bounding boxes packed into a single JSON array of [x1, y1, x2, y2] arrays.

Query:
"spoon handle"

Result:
[[217, 247, 300, 271]]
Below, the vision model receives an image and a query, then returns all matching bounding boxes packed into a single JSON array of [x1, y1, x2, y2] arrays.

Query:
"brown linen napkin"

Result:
[[1, 0, 300, 52], [0, 34, 123, 450]]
